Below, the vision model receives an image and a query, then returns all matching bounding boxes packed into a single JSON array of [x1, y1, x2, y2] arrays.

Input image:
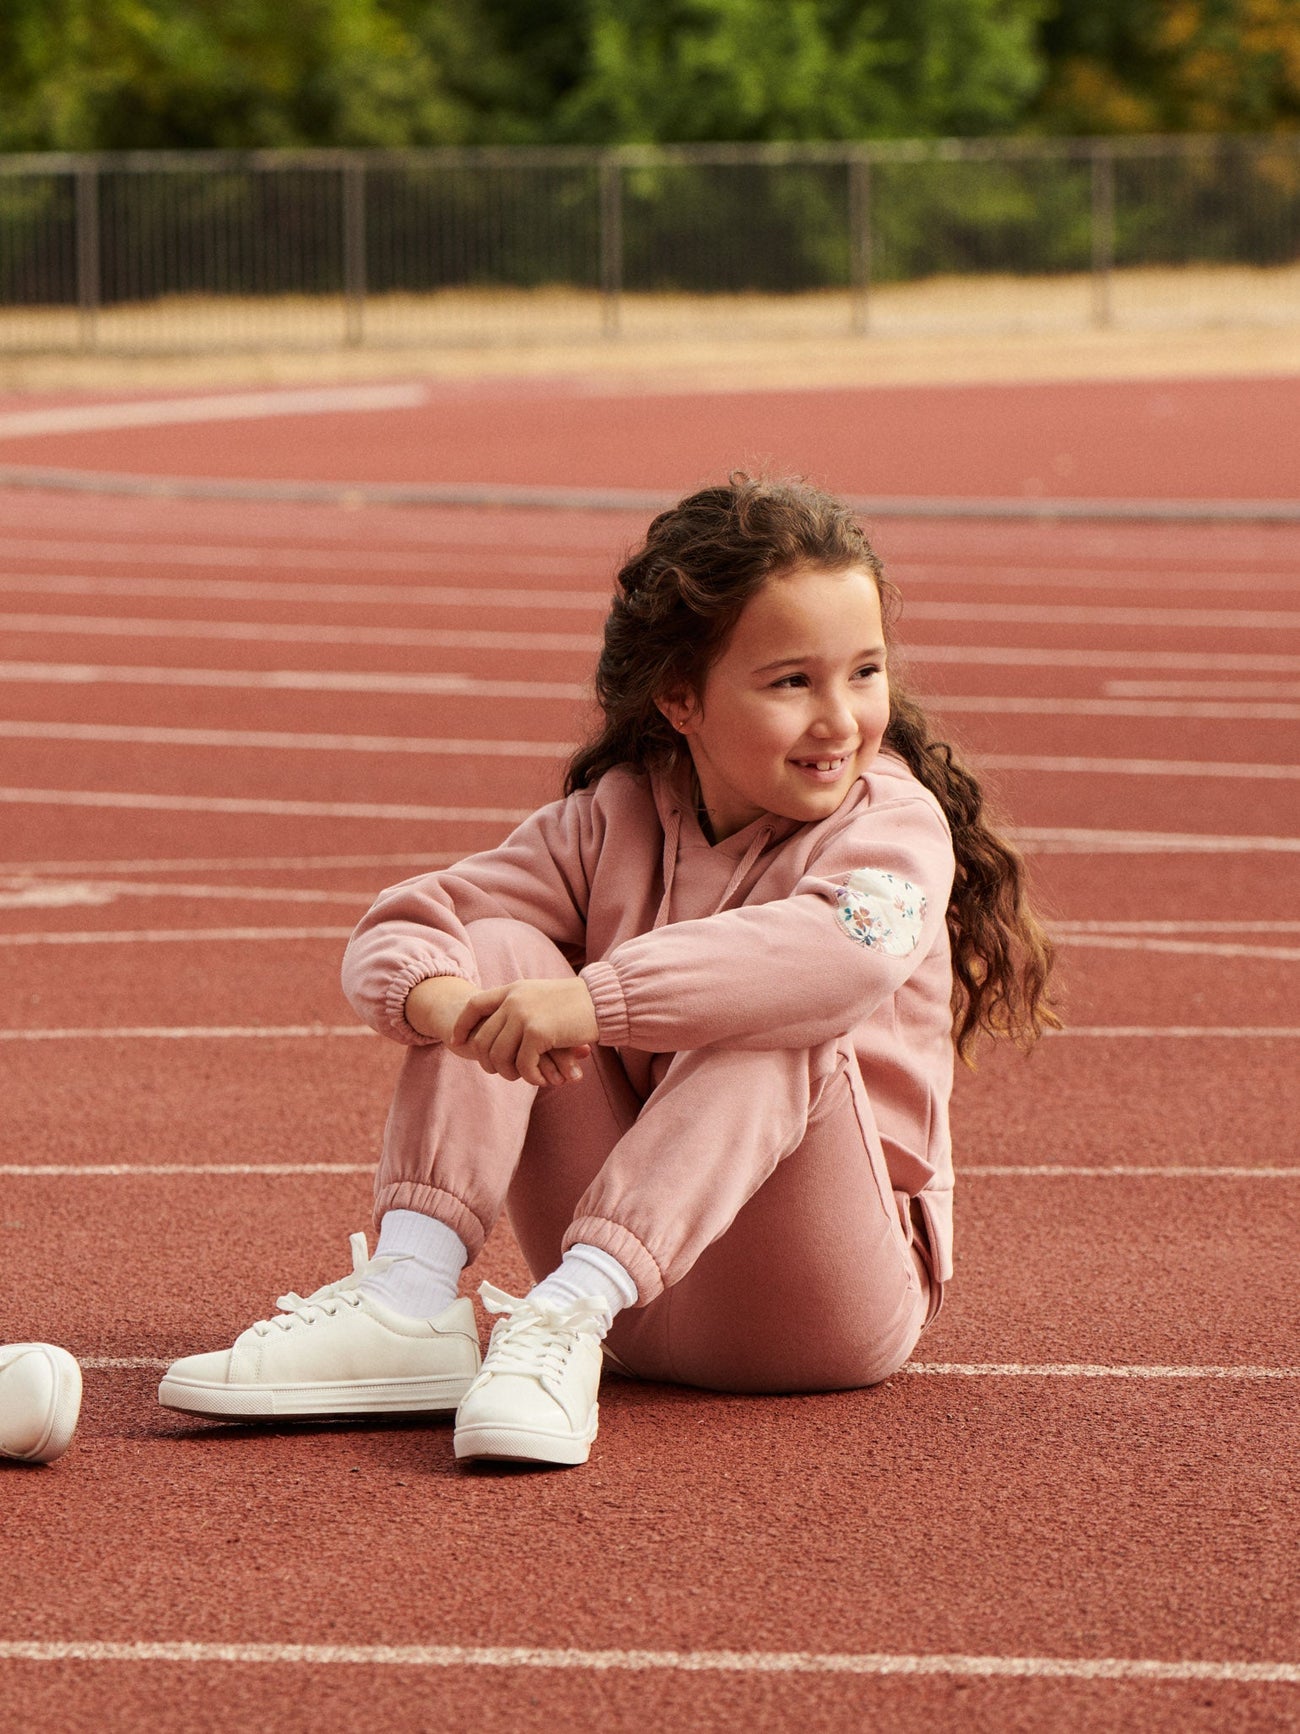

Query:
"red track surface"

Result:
[[1, 375, 1298, 1731]]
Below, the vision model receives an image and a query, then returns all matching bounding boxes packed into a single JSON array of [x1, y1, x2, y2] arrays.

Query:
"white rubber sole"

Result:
[[157, 1371, 474, 1420], [453, 1410, 598, 1466], [0, 1345, 83, 1464]]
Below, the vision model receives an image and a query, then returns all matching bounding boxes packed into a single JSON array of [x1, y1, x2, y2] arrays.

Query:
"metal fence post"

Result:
[[75, 160, 100, 351], [1091, 142, 1115, 329], [600, 156, 623, 337], [849, 150, 872, 335], [344, 156, 367, 346]]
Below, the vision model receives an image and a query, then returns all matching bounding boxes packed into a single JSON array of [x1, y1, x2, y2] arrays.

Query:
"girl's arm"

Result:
[[579, 799, 954, 1054], [341, 789, 604, 1044]]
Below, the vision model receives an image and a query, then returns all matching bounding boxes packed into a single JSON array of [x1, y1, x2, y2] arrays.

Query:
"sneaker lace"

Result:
[[478, 1281, 610, 1379], [253, 1231, 408, 1336]]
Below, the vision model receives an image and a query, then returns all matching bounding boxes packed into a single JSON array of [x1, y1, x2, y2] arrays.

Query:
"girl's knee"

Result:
[[462, 917, 575, 985]]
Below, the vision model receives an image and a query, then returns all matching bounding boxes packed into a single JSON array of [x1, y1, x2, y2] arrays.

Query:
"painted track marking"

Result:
[[0, 384, 427, 440], [0, 789, 533, 821], [0, 661, 588, 699], [0, 613, 595, 653], [0, 1639, 1297, 1686], [0, 721, 572, 757], [0, 927, 355, 946], [0, 573, 609, 611], [976, 754, 1300, 781], [1052, 935, 1300, 960]]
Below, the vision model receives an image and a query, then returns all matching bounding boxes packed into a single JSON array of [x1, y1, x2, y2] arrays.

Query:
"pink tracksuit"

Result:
[[342, 750, 956, 1393]]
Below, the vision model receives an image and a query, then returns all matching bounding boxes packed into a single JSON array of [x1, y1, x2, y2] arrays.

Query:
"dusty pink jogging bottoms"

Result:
[[374, 918, 933, 1394]]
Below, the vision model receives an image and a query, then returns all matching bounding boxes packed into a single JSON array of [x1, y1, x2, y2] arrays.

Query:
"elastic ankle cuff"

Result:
[[374, 1182, 487, 1263], [563, 1218, 664, 1305]]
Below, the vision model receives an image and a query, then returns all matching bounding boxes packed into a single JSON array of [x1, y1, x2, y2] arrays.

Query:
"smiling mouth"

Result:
[[792, 754, 854, 773]]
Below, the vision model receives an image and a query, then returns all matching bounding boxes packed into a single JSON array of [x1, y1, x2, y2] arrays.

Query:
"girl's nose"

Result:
[[811, 688, 857, 739]]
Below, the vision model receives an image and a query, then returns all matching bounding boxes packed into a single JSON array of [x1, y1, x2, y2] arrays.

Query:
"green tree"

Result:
[[0, 0, 511, 151], [554, 0, 1048, 143]]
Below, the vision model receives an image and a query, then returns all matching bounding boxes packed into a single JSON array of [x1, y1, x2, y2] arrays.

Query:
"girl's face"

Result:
[[662, 565, 891, 842]]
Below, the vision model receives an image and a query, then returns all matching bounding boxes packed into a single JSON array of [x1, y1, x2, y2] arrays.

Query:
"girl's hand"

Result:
[[450, 978, 599, 1087]]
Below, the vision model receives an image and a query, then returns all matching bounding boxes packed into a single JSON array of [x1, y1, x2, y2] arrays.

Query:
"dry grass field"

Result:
[[1, 262, 1298, 396]]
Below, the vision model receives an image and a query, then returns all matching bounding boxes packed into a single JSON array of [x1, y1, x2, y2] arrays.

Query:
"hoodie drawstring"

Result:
[[653, 809, 772, 931]]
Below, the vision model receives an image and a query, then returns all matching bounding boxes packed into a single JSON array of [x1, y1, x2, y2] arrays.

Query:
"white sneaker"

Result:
[[453, 1282, 610, 1467], [0, 1342, 83, 1464], [158, 1232, 480, 1421]]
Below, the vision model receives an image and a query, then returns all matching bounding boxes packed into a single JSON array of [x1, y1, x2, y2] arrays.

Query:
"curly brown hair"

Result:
[[566, 473, 1059, 1061]]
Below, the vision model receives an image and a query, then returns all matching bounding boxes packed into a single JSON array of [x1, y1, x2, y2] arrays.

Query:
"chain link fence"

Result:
[[0, 136, 1297, 353]]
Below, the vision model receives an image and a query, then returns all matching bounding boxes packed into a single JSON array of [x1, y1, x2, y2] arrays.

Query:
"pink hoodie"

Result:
[[342, 750, 957, 1282]]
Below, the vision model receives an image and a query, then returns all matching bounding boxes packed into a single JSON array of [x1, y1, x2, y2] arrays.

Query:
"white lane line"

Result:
[[0, 1025, 369, 1040], [0, 1164, 371, 1176], [1054, 934, 1300, 960], [0, 720, 570, 757], [0, 573, 608, 612], [930, 695, 1300, 720], [902, 1364, 1300, 1381], [1106, 679, 1300, 699], [0, 383, 427, 440], [0, 789, 532, 821], [1049, 1026, 1300, 1037], [963, 1164, 1300, 1178], [0, 613, 596, 654], [0, 539, 597, 577], [977, 754, 1300, 781], [0, 877, 371, 908], [1013, 826, 1300, 853], [0, 661, 587, 700], [1053, 920, 1300, 934], [906, 601, 1300, 630], [894, 559, 1300, 595], [909, 645, 1300, 673], [0, 927, 354, 946], [0, 1639, 1296, 1685], [0, 853, 449, 874]]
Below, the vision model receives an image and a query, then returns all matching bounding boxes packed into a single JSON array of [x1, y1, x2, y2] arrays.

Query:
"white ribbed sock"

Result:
[[359, 1209, 468, 1320], [525, 1244, 638, 1337]]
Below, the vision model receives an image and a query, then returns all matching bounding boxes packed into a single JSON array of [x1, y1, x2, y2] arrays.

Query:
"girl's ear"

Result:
[[654, 687, 701, 737]]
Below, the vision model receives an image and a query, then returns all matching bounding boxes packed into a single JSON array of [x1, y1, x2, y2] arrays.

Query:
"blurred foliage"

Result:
[[3, 0, 1294, 154], [1035, 0, 1300, 134]]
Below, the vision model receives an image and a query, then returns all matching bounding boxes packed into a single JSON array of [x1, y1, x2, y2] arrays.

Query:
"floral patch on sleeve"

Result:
[[833, 868, 927, 956]]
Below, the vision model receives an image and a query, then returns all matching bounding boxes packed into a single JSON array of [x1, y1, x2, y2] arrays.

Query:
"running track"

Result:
[[1, 374, 1298, 1732]]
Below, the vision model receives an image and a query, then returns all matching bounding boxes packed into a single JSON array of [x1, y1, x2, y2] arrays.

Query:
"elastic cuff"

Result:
[[374, 1181, 489, 1262], [563, 1215, 665, 1305], [382, 965, 471, 1046], [578, 961, 630, 1048]]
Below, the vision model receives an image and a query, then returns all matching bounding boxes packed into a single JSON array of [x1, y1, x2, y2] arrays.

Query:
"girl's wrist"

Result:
[[404, 974, 475, 1041]]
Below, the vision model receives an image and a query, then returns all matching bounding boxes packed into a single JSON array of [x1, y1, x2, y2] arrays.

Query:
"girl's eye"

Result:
[[854, 665, 882, 680], [771, 674, 809, 689]]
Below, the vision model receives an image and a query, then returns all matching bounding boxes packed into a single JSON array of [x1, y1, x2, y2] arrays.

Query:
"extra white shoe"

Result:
[[453, 1282, 610, 1467], [158, 1233, 481, 1421], [0, 1342, 83, 1464]]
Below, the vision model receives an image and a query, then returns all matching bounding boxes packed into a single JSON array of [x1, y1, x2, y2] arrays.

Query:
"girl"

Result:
[[158, 475, 1055, 1465]]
